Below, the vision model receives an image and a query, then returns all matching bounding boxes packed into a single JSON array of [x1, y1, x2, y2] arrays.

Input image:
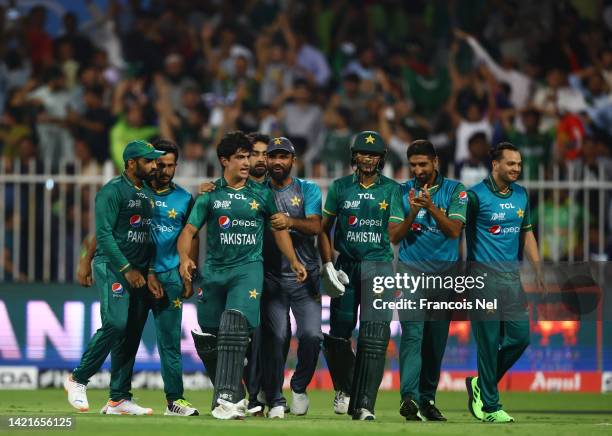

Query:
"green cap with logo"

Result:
[[122, 140, 165, 162], [350, 130, 386, 155]]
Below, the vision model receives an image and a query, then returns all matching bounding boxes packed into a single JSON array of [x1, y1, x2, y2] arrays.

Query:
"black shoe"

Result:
[[399, 397, 423, 421], [419, 400, 447, 421]]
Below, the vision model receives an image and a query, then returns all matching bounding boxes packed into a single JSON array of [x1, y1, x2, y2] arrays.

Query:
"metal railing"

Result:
[[0, 159, 610, 283]]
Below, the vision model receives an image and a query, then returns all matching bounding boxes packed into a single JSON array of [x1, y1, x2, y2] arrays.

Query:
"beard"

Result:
[[135, 164, 155, 182], [269, 165, 291, 182], [250, 165, 267, 178]]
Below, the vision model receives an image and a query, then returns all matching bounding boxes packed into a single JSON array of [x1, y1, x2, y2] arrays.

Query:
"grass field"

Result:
[[1, 389, 611, 435]]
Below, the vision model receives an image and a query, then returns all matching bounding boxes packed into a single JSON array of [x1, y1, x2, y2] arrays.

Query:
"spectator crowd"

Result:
[[0, 0, 611, 280]]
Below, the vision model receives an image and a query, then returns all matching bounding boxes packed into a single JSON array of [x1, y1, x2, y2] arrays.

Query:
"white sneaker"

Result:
[[290, 390, 309, 415], [355, 408, 375, 421], [100, 402, 108, 414], [212, 399, 245, 420], [165, 399, 199, 416], [333, 391, 350, 414], [268, 405, 285, 419], [64, 375, 89, 412], [106, 399, 153, 415]]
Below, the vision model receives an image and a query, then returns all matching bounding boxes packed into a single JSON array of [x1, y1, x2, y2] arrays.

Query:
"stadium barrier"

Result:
[[0, 159, 610, 283]]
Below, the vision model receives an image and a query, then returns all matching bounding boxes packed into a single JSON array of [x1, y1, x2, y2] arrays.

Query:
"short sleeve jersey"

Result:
[[187, 177, 278, 268], [323, 173, 404, 262]]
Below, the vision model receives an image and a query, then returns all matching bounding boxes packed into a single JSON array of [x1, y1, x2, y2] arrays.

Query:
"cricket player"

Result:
[[66, 140, 164, 414], [260, 137, 323, 419], [177, 131, 307, 420], [388, 140, 467, 421], [319, 131, 404, 420], [77, 140, 201, 416], [194, 132, 277, 415], [465, 142, 544, 423]]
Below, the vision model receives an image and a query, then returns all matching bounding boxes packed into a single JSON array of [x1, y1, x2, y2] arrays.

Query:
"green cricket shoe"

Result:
[[483, 409, 514, 423], [465, 376, 484, 421]]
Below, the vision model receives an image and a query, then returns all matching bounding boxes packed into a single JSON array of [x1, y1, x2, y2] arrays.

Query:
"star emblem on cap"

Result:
[[173, 298, 182, 308], [365, 134, 375, 144], [379, 199, 388, 210], [517, 208, 524, 218], [291, 196, 301, 206], [250, 200, 259, 210], [274, 138, 282, 145], [249, 289, 259, 299], [168, 208, 177, 219]]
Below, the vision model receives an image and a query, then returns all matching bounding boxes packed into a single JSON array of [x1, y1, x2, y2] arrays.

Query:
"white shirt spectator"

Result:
[[454, 119, 493, 163]]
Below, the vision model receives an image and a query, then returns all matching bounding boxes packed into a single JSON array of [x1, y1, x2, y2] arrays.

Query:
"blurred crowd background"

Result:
[[0, 0, 611, 281]]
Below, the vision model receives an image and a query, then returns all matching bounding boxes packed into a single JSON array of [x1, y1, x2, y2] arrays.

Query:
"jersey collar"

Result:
[[484, 174, 513, 197], [268, 176, 295, 192], [413, 171, 443, 193], [218, 176, 250, 191], [146, 181, 175, 196], [352, 171, 382, 189]]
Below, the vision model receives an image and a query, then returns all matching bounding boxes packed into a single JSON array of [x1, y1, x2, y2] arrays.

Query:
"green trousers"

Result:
[[197, 261, 263, 331], [72, 260, 150, 401], [399, 320, 450, 405], [73, 263, 186, 402], [398, 263, 453, 405], [151, 268, 185, 402], [471, 270, 530, 413], [329, 258, 393, 339]]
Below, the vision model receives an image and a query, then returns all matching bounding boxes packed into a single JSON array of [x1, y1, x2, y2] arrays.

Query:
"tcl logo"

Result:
[[488, 225, 519, 235]]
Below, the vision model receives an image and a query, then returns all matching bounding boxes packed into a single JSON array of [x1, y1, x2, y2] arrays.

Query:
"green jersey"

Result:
[[187, 177, 278, 268], [323, 173, 404, 261], [94, 173, 156, 272]]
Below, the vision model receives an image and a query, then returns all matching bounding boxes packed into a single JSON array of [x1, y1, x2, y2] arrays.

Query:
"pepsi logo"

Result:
[[348, 216, 358, 228], [218, 215, 231, 229], [412, 223, 422, 233], [111, 282, 124, 295], [488, 225, 502, 235], [129, 215, 142, 227], [197, 288, 203, 298], [459, 191, 468, 200]]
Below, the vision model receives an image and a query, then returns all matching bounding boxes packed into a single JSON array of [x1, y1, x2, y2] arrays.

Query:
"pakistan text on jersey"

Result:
[[220, 233, 257, 245], [346, 231, 382, 243], [126, 231, 151, 243]]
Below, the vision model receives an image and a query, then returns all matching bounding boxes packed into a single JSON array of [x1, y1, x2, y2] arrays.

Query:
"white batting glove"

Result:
[[322, 262, 346, 298]]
